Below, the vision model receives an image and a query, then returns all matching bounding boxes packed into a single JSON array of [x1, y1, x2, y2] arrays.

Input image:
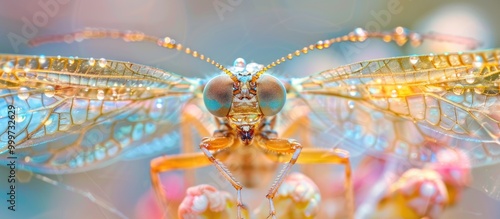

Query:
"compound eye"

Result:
[[257, 75, 286, 116], [203, 75, 234, 117]]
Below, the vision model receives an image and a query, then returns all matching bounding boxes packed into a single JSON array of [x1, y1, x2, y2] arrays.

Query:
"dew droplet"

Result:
[[354, 28, 367, 42], [68, 56, 75, 64], [347, 100, 355, 109], [97, 90, 105, 100], [473, 55, 484, 69], [155, 99, 163, 109], [15, 106, 27, 123], [246, 62, 263, 73], [348, 85, 358, 96], [474, 84, 485, 94], [44, 85, 55, 97], [88, 57, 96, 66], [315, 40, 324, 49], [23, 65, 31, 72], [234, 58, 246, 67], [18, 87, 30, 100], [16, 114, 26, 123], [465, 73, 476, 84], [409, 56, 419, 65], [453, 84, 464, 95], [38, 55, 46, 64], [98, 58, 107, 67], [428, 53, 435, 61], [2, 62, 13, 73], [391, 89, 398, 97]]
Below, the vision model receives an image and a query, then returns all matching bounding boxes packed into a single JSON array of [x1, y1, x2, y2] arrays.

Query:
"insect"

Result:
[[1, 27, 499, 218]]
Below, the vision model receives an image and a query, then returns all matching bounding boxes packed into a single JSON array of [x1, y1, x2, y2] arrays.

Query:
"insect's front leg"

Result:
[[199, 135, 248, 219], [150, 152, 212, 218], [296, 148, 353, 219], [255, 135, 303, 219]]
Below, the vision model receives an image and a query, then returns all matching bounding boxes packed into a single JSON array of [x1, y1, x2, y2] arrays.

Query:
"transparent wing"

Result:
[[289, 49, 500, 167], [0, 55, 199, 173]]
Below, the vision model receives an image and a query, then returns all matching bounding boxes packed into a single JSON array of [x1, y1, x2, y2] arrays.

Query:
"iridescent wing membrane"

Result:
[[0, 55, 197, 174], [2, 50, 500, 175], [290, 50, 500, 167]]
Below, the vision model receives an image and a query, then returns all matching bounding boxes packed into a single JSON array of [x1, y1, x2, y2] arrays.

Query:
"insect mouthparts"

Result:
[[238, 126, 255, 144]]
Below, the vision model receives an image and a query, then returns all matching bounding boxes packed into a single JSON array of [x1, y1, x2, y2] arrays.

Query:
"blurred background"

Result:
[[1, 0, 500, 218]]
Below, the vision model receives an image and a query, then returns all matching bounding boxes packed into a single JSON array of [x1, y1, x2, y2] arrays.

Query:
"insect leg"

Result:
[[199, 135, 248, 219], [296, 147, 353, 219], [150, 152, 212, 218], [278, 108, 354, 217], [255, 137, 303, 219]]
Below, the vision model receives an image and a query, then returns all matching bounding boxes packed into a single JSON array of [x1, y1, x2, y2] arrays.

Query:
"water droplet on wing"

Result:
[[18, 87, 29, 100]]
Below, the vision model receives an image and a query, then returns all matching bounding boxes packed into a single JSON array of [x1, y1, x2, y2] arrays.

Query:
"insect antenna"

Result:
[[255, 26, 482, 77], [28, 28, 237, 81]]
